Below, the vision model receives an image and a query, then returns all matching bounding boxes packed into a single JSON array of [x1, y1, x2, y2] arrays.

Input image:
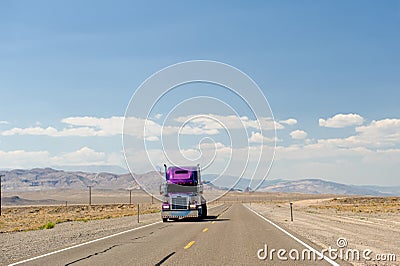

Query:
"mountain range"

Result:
[[0, 168, 398, 196]]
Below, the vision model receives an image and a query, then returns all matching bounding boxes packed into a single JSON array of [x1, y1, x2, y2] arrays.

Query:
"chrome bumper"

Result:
[[161, 209, 199, 218]]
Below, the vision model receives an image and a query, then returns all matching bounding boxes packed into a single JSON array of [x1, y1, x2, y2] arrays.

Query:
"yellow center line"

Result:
[[184, 241, 195, 249], [202, 227, 208, 232], [211, 221, 216, 224]]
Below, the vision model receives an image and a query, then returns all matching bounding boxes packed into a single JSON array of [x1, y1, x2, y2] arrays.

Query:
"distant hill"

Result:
[[1, 196, 62, 206], [202, 174, 286, 191], [203, 174, 400, 196], [0, 168, 398, 196], [258, 179, 400, 196], [0, 168, 140, 191], [53, 165, 128, 175]]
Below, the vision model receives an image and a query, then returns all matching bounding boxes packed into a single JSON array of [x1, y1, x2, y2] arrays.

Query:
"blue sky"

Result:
[[0, 1, 399, 186]]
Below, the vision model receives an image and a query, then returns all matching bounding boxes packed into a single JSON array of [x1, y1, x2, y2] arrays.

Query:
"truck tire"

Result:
[[202, 204, 207, 219], [162, 218, 168, 222]]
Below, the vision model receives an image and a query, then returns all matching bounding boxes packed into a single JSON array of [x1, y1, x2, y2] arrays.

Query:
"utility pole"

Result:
[[0, 174, 4, 216], [129, 189, 132, 205], [88, 174, 99, 208], [88, 186, 92, 207]]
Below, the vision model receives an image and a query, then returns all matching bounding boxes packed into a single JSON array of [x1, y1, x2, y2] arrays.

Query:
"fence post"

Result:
[[137, 203, 140, 223], [0, 174, 4, 216], [88, 186, 92, 207], [290, 202, 293, 222]]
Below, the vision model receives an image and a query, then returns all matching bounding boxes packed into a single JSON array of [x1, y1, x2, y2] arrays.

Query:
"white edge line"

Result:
[[9, 221, 162, 266], [9, 203, 226, 266], [243, 204, 339, 266]]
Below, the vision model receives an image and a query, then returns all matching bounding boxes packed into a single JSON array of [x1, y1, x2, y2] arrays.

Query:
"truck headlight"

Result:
[[162, 204, 170, 209], [189, 204, 196, 209]]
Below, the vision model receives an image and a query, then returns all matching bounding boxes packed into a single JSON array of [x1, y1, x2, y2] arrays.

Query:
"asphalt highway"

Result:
[[12, 204, 349, 265]]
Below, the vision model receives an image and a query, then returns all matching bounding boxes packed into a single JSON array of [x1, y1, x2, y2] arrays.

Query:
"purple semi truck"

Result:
[[160, 164, 207, 222]]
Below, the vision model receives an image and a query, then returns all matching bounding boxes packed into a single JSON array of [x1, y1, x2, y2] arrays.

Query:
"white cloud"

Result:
[[2, 115, 399, 186], [62, 116, 123, 136], [274, 143, 371, 161], [1, 114, 285, 142], [1, 126, 101, 137], [0, 150, 51, 169], [280, 118, 297, 125], [3, 113, 399, 186], [2, 126, 58, 136], [199, 141, 226, 150], [270, 117, 400, 183], [249, 131, 279, 143], [319, 113, 364, 128], [271, 139, 400, 185], [1, 116, 124, 137], [363, 148, 400, 164], [145, 136, 160, 141], [0, 121, 9, 125], [154, 113, 163, 119], [175, 114, 283, 131], [179, 125, 219, 135], [126, 141, 274, 179], [249, 132, 265, 143], [315, 118, 400, 149], [273, 118, 400, 164], [0, 147, 118, 169], [290, 130, 308, 139], [356, 118, 400, 139], [54, 147, 106, 166], [125, 116, 220, 140]]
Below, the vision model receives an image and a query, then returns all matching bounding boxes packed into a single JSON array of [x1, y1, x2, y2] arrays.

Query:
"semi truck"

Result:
[[160, 164, 207, 222]]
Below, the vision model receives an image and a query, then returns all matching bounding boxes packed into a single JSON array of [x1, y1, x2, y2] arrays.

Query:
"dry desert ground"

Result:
[[249, 196, 400, 266]]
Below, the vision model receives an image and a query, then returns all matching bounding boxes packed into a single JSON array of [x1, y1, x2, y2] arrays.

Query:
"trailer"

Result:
[[160, 164, 207, 222]]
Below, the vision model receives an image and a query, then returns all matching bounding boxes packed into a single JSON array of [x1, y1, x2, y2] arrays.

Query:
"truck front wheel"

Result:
[[162, 218, 168, 222], [201, 204, 207, 219]]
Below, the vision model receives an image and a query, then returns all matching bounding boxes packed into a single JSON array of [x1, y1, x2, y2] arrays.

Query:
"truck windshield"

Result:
[[168, 169, 198, 182], [175, 170, 188, 174]]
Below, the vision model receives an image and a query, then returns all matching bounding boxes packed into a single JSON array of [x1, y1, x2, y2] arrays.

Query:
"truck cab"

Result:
[[160, 165, 207, 222]]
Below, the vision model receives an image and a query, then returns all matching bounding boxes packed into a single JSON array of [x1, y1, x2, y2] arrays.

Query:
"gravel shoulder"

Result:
[[1, 212, 161, 265], [248, 200, 400, 266]]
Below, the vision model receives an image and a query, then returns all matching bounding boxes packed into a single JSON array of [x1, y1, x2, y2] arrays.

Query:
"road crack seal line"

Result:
[[158, 225, 171, 230], [131, 235, 147, 241], [155, 252, 175, 266], [64, 244, 120, 265], [216, 204, 231, 218]]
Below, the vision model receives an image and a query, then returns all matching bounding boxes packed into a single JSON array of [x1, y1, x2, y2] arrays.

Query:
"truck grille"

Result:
[[171, 196, 188, 210]]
